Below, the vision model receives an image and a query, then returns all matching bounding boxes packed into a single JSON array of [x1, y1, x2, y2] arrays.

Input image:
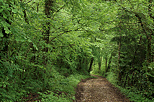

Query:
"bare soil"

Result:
[[75, 75, 130, 102]]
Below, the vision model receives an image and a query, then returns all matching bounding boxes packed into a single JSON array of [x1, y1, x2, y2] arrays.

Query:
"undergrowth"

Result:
[[38, 73, 92, 102], [117, 86, 154, 102], [106, 71, 154, 102]]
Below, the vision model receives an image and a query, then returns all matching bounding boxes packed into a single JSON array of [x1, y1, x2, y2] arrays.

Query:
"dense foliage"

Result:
[[91, 0, 154, 101], [0, 0, 153, 101]]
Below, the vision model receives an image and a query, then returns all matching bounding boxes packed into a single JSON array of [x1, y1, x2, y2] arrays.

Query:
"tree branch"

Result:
[[26, 0, 32, 4], [122, 7, 148, 35], [50, 28, 82, 42], [52, 5, 65, 20]]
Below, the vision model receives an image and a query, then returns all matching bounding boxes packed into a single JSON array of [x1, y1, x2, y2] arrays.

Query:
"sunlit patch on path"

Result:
[[75, 75, 130, 102]]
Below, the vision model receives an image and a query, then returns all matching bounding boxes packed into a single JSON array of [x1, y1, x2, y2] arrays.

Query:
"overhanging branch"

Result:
[[50, 28, 82, 42], [52, 5, 65, 20]]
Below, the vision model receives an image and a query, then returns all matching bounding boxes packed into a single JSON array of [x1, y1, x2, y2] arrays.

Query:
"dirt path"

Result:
[[75, 75, 130, 102]]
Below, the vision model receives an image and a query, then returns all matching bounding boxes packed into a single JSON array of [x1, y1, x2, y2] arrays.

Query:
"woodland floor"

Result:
[[75, 75, 130, 102]]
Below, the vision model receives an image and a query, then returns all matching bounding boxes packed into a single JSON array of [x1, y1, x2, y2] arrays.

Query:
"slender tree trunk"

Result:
[[147, 0, 153, 63], [118, 36, 121, 81], [106, 55, 112, 73], [147, 35, 152, 63], [132, 5, 153, 64], [98, 57, 102, 72], [105, 57, 108, 72], [42, 0, 54, 65], [43, 0, 54, 52], [37, 3, 39, 12], [89, 57, 94, 73]]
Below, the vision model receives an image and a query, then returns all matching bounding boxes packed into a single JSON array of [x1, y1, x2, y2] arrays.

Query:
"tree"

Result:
[[0, 0, 13, 56]]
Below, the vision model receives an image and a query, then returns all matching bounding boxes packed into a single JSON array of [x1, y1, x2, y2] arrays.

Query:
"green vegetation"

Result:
[[0, 0, 153, 102]]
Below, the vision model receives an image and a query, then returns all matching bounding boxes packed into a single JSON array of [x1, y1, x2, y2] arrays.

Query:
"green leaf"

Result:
[[4, 27, 11, 34], [15, 38, 25, 42], [2, 13, 7, 19], [33, 44, 38, 50], [0, 32, 3, 37], [0, 9, 3, 13], [12, 9, 18, 13], [28, 39, 31, 42]]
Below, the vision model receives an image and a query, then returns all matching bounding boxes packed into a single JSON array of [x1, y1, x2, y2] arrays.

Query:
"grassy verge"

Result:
[[106, 72, 154, 102], [116, 86, 154, 102], [38, 73, 92, 102]]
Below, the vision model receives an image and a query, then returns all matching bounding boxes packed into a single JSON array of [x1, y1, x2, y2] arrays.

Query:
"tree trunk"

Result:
[[0, 1, 12, 58], [147, 34, 152, 63], [89, 57, 94, 73], [147, 0, 153, 63], [118, 36, 121, 81], [98, 57, 102, 72], [105, 57, 108, 72], [43, 0, 54, 52], [106, 55, 112, 73]]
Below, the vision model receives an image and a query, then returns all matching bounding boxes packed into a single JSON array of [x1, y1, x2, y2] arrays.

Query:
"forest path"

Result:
[[75, 75, 130, 102]]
